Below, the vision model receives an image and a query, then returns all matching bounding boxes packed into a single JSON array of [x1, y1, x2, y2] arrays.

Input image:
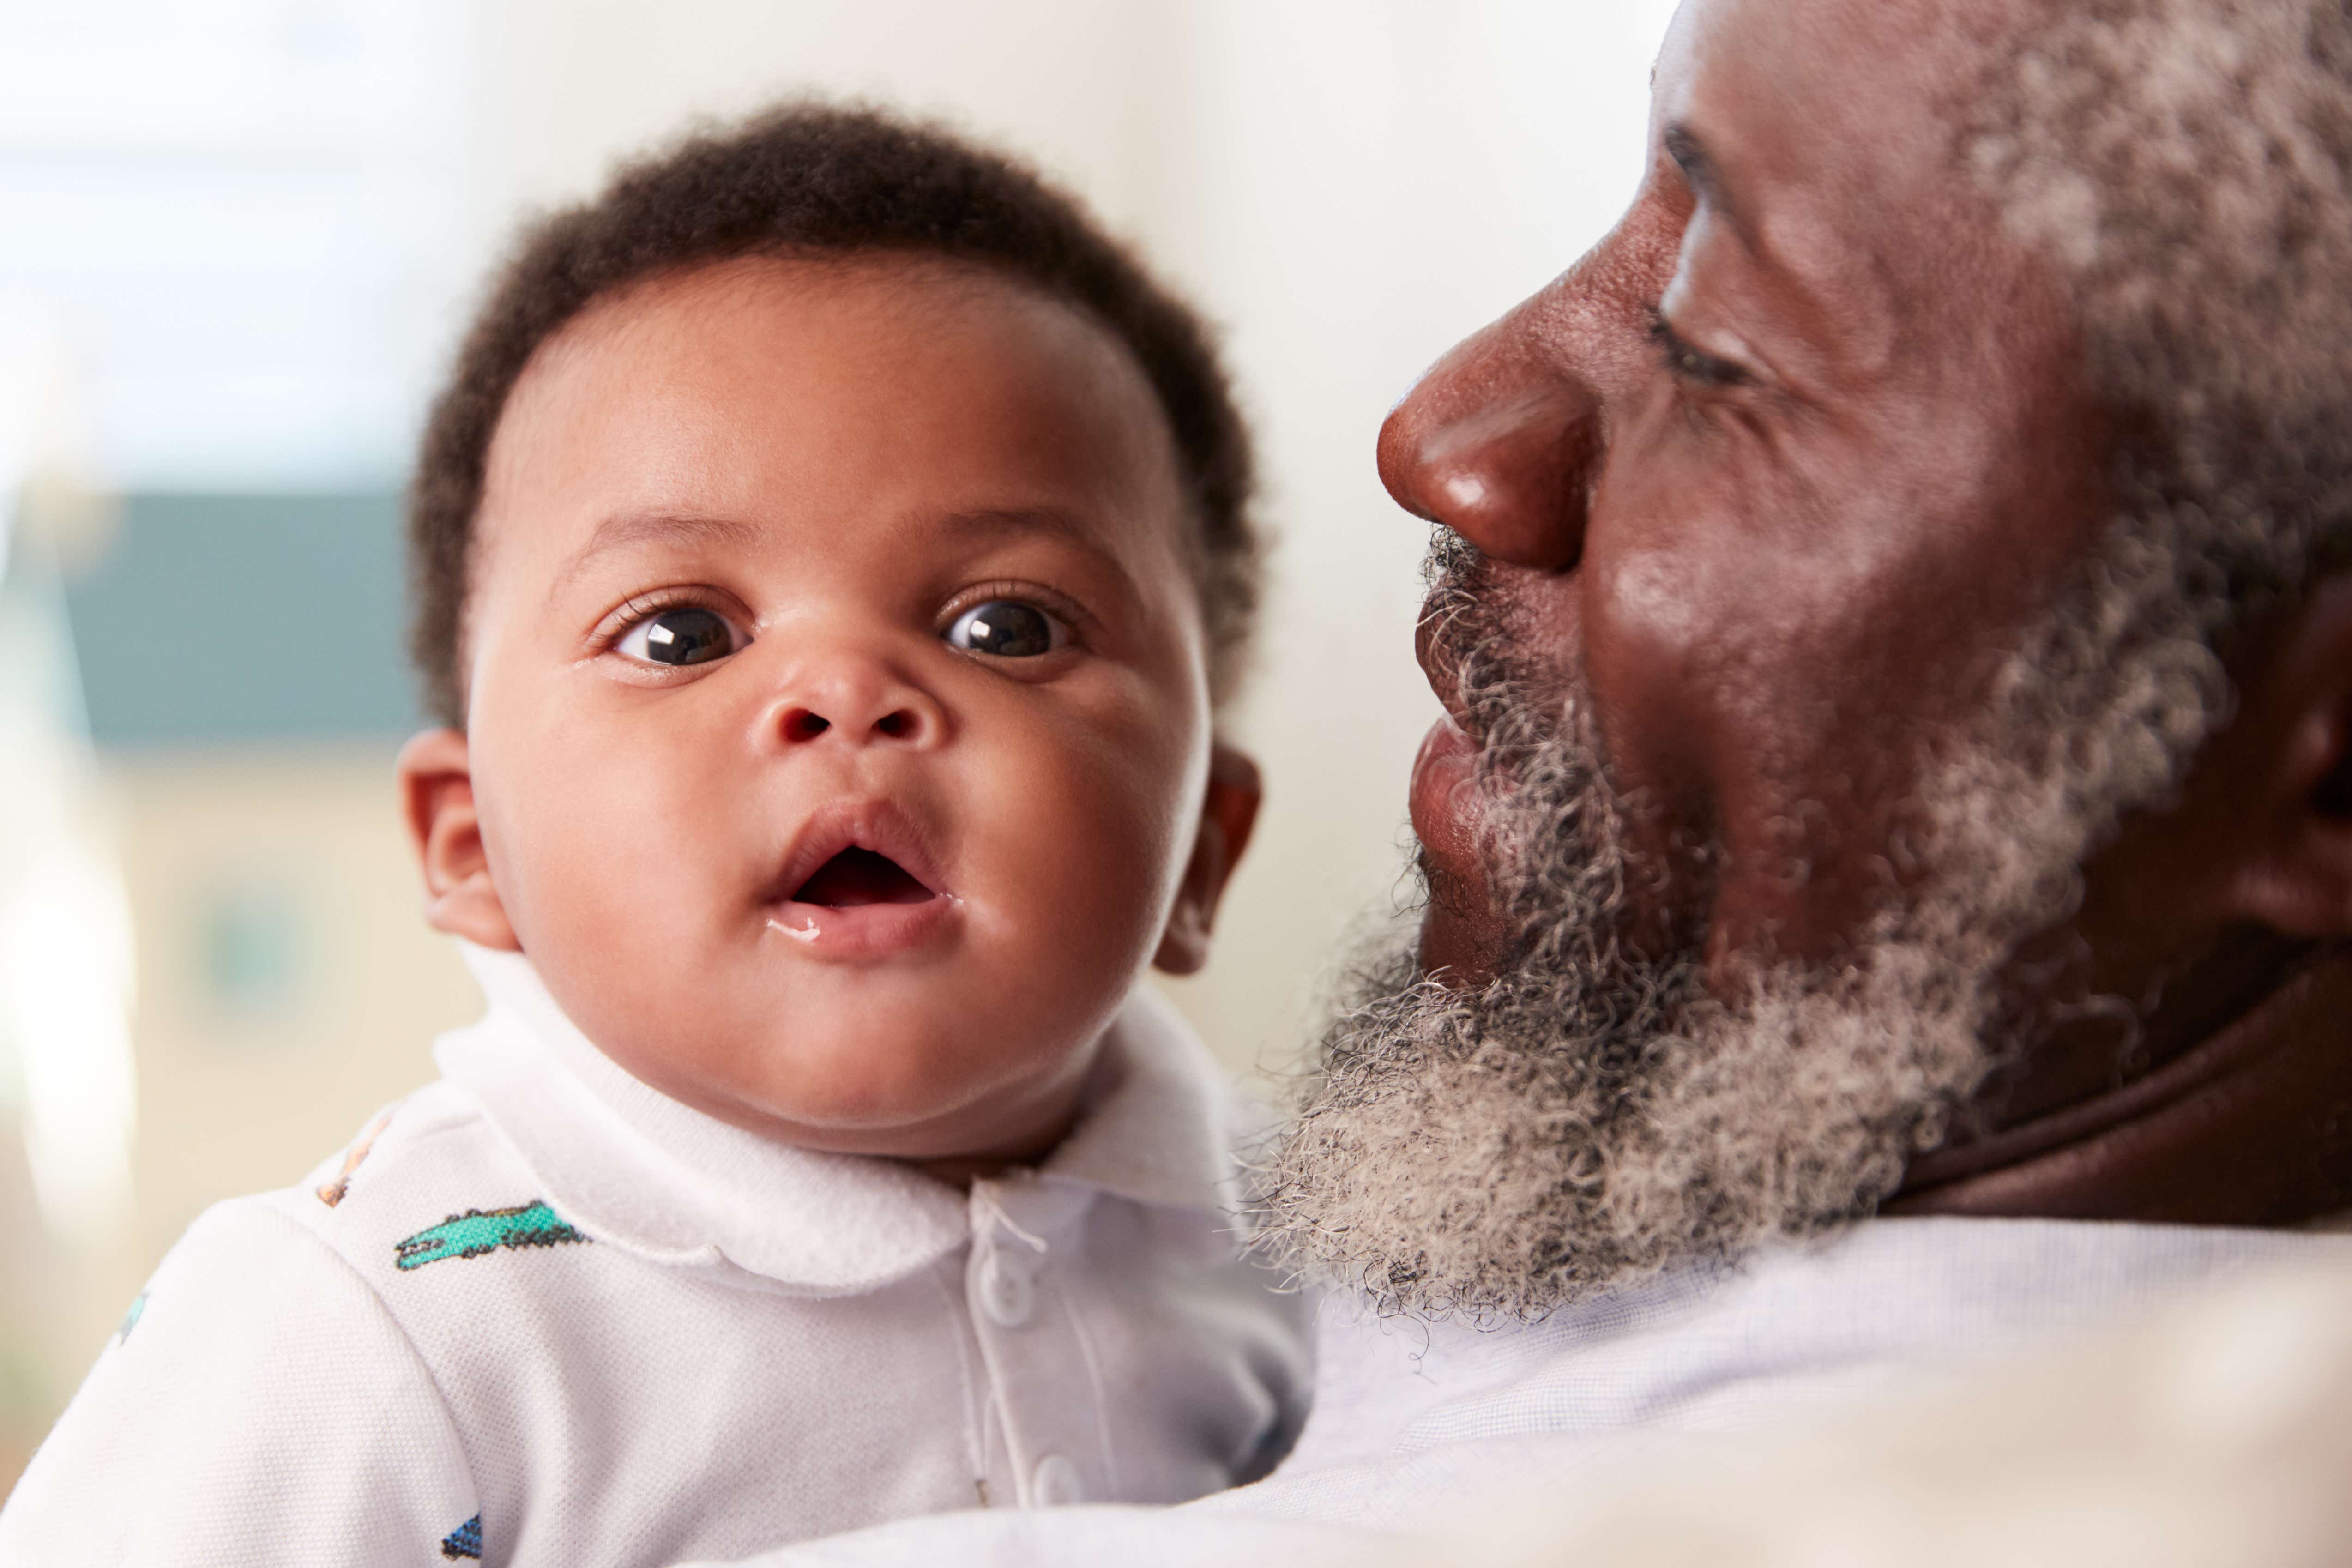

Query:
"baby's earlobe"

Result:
[[394, 727, 521, 951], [1151, 744, 1263, 976]]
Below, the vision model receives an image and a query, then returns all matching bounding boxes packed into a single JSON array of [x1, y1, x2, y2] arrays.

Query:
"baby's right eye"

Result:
[[615, 605, 743, 667]]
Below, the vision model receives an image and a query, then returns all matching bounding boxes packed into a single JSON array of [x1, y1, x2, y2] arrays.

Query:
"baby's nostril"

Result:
[[783, 710, 831, 743], [875, 710, 915, 740]]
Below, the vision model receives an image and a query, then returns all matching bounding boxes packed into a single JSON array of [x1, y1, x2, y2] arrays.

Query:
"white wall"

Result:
[[1140, 2, 1677, 1070], [471, 1, 1170, 239]]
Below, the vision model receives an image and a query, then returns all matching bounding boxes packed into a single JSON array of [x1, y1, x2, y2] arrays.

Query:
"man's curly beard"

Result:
[[1262, 531, 2231, 1320]]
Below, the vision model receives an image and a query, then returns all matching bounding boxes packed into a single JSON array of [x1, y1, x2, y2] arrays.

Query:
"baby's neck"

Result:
[[901, 1116, 1073, 1190]]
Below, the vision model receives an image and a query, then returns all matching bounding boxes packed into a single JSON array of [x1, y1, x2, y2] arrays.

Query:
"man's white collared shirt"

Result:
[[705, 1216, 2352, 1568], [0, 946, 1312, 1567]]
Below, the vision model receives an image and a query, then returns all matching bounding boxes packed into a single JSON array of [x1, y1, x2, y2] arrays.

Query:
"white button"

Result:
[[977, 1251, 1035, 1328], [1031, 1453, 1084, 1507]]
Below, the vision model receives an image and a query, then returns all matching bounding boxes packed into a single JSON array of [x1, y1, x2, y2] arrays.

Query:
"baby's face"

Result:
[[437, 257, 1218, 1160]]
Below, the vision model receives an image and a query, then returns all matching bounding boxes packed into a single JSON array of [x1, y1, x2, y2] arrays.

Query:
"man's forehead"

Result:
[[1641, 0, 2068, 367], [1651, 0, 2037, 218]]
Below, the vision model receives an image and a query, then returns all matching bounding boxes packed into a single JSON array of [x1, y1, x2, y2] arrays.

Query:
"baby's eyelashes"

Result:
[[597, 589, 1080, 675], [616, 605, 744, 667]]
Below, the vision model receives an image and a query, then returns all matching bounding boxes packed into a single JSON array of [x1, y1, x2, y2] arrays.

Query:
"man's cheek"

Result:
[[1583, 537, 1720, 817]]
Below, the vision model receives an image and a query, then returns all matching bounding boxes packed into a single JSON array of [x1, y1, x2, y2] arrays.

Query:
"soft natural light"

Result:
[[0, 317, 137, 1250], [3, 844, 136, 1248], [0, 1, 472, 490]]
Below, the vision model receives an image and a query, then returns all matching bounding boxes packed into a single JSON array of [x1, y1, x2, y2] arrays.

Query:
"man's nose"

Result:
[[1376, 311, 1603, 573], [753, 649, 946, 752]]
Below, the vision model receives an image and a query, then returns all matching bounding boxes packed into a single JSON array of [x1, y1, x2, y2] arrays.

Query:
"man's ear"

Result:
[[394, 727, 521, 952], [1152, 742, 1263, 977], [2211, 573, 2352, 938]]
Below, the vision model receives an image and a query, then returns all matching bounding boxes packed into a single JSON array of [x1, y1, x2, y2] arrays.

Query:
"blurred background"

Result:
[[0, 0, 1677, 1485]]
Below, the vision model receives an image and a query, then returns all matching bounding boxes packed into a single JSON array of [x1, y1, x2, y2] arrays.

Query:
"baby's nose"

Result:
[[761, 660, 945, 751], [777, 700, 930, 746]]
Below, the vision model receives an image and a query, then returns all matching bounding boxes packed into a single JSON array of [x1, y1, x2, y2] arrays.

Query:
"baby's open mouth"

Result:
[[789, 848, 938, 908], [765, 801, 954, 954]]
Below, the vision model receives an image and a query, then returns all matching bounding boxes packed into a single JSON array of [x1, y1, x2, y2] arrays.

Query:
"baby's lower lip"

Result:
[[764, 894, 959, 961]]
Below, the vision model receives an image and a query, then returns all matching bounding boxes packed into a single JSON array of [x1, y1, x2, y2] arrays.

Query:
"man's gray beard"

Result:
[[1264, 530, 2232, 1320]]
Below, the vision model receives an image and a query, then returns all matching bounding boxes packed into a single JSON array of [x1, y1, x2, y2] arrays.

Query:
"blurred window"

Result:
[[63, 493, 418, 745], [0, 0, 474, 489], [199, 881, 307, 1019]]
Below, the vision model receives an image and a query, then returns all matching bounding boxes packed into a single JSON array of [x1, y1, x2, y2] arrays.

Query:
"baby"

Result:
[[0, 106, 1310, 1565]]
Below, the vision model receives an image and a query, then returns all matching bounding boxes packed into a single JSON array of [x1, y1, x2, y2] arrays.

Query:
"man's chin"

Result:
[[1415, 887, 1506, 983], [1261, 917, 1999, 1322]]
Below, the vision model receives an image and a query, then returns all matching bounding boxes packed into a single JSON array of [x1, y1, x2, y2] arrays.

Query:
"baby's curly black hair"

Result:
[[409, 101, 1260, 728]]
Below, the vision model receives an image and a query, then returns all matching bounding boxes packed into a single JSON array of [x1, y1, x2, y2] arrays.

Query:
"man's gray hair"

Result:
[[1972, 0, 2352, 626]]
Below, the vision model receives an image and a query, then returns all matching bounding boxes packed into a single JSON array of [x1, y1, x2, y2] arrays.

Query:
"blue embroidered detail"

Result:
[[395, 1201, 586, 1272], [115, 1291, 147, 1345], [440, 1514, 482, 1559]]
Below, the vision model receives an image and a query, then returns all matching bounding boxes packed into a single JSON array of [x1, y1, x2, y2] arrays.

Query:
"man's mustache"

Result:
[[1416, 533, 1507, 736], [1417, 533, 1592, 762]]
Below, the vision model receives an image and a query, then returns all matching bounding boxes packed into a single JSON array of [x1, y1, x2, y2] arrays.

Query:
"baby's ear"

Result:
[[395, 727, 521, 952], [1152, 742, 1262, 977]]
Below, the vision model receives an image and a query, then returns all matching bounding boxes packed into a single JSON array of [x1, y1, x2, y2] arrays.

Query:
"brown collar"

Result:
[[1888, 950, 2352, 1224]]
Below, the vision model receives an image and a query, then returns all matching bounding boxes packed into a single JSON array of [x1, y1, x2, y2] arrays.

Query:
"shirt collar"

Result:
[[1041, 979, 1248, 1217], [434, 942, 1243, 1297]]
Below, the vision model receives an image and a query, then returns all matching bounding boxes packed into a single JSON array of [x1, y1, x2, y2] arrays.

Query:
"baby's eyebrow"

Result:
[[931, 506, 1139, 589], [936, 505, 1111, 555], [550, 511, 766, 597]]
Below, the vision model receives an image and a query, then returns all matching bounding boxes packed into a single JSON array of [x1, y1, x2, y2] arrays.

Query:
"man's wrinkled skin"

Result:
[[1382, 0, 2352, 1224]]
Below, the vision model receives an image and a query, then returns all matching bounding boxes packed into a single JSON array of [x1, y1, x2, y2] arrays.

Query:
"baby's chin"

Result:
[[522, 902, 1145, 1161], [596, 1001, 1115, 1163]]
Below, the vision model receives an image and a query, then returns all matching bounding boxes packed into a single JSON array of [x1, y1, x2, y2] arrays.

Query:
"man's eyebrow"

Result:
[[550, 510, 766, 597]]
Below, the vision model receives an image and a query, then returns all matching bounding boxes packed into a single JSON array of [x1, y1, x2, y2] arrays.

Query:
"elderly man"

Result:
[[699, 0, 2352, 1561]]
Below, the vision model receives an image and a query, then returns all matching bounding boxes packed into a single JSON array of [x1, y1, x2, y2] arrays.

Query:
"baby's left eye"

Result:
[[615, 605, 743, 667], [945, 600, 1065, 658]]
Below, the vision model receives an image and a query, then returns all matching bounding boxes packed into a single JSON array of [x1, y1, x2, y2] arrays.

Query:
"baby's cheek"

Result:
[[982, 726, 1186, 964], [492, 711, 730, 1030]]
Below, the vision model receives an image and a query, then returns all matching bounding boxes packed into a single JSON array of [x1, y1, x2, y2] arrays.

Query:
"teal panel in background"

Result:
[[63, 493, 421, 748]]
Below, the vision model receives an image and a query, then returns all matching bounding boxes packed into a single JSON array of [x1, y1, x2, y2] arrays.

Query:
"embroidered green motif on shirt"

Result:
[[395, 1201, 586, 1271]]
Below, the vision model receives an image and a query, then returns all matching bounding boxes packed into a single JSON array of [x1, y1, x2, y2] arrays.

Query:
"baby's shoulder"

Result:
[[257, 1079, 587, 1296]]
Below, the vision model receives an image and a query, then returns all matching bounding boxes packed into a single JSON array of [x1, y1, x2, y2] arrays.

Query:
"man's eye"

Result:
[[1646, 309, 1751, 388], [615, 605, 742, 667], [945, 600, 1063, 658]]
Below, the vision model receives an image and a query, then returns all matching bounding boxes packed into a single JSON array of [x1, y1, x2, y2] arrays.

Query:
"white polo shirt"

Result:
[[0, 945, 1313, 1568], [710, 1218, 2352, 1568]]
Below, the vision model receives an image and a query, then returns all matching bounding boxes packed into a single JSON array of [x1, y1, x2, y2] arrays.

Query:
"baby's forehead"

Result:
[[550, 253, 1021, 366], [472, 253, 1197, 585], [525, 253, 1142, 413]]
